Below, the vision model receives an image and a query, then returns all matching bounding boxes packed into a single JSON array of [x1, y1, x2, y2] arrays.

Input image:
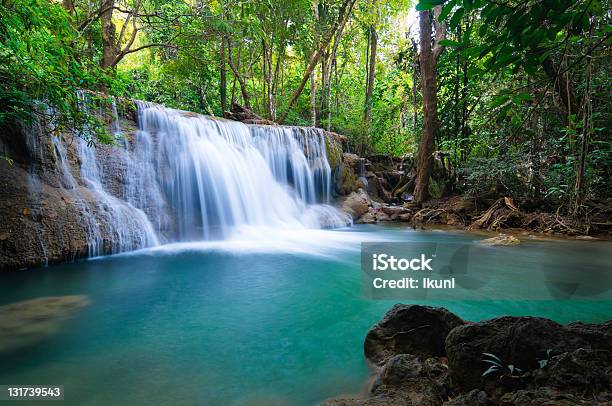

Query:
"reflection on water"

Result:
[[0, 225, 610, 405]]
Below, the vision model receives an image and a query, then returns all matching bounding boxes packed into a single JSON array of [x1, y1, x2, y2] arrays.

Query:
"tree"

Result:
[[414, 6, 445, 204], [277, 0, 358, 124], [361, 0, 378, 154]]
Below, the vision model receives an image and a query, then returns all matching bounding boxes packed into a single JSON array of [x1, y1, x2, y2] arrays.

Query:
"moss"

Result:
[[428, 177, 443, 199], [325, 136, 343, 169]]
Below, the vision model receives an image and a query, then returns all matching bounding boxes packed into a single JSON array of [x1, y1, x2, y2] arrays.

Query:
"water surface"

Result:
[[1, 225, 611, 405]]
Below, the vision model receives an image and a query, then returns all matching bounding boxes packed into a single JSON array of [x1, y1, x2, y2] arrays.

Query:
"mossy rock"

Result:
[[325, 137, 343, 169]]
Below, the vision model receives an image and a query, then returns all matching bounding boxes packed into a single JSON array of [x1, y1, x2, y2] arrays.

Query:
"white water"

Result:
[[30, 99, 350, 259], [131, 103, 350, 241]]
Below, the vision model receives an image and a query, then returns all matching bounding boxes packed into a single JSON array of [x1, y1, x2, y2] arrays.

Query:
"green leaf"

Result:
[[482, 353, 503, 363], [496, 104, 512, 121], [416, 0, 445, 11], [439, 2, 455, 21], [482, 365, 499, 377], [512, 93, 532, 103], [490, 95, 510, 108], [438, 39, 461, 47], [449, 7, 465, 29]]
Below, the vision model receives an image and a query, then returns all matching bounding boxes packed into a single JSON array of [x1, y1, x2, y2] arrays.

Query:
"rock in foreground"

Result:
[[324, 305, 612, 405], [364, 304, 465, 366]]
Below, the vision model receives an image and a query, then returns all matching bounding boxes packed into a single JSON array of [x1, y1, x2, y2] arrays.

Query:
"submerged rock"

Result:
[[0, 295, 89, 353], [364, 304, 466, 366], [479, 234, 520, 246]]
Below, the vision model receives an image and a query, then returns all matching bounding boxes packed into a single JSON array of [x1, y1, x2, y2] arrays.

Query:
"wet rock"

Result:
[[398, 213, 413, 222], [341, 189, 371, 220], [381, 205, 412, 220], [334, 154, 362, 196], [356, 205, 412, 224], [325, 136, 344, 169], [223, 103, 275, 125], [445, 316, 612, 392], [479, 234, 520, 246], [375, 210, 391, 222], [443, 389, 490, 406], [369, 354, 450, 406], [0, 295, 90, 353], [357, 211, 377, 224], [377, 354, 424, 386], [498, 388, 599, 405], [365, 304, 466, 366], [544, 348, 612, 396], [327, 306, 612, 406]]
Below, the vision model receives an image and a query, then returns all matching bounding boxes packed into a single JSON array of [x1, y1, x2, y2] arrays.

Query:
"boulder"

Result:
[[368, 354, 450, 406], [382, 205, 412, 220], [357, 211, 377, 224], [443, 390, 490, 406], [375, 210, 391, 222], [341, 189, 371, 220], [326, 306, 612, 406], [334, 154, 365, 196], [365, 304, 466, 366], [498, 388, 599, 406], [445, 316, 612, 392], [544, 348, 612, 396]]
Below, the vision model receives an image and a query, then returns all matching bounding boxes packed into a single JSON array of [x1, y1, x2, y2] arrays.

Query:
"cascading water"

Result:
[[75, 136, 160, 255], [23, 97, 349, 263], [132, 103, 350, 241], [23, 96, 160, 259]]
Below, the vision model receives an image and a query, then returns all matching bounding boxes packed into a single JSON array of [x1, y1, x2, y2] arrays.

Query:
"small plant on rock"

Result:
[[481, 352, 523, 378]]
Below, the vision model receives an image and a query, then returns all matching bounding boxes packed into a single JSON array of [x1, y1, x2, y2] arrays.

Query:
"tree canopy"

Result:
[[0, 0, 610, 212]]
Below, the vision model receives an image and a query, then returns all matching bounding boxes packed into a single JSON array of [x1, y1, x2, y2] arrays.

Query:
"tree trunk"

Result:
[[310, 56, 317, 126], [277, 0, 356, 124], [414, 8, 445, 204], [226, 38, 251, 110], [310, 5, 320, 127], [542, 56, 576, 121], [270, 46, 283, 121], [574, 23, 594, 214], [320, 49, 328, 122], [100, 0, 117, 70], [62, 0, 74, 15], [361, 25, 377, 154], [220, 39, 227, 113]]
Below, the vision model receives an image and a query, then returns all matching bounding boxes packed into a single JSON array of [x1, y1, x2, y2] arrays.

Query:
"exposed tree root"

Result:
[[407, 195, 611, 236], [468, 197, 594, 235], [412, 207, 466, 228]]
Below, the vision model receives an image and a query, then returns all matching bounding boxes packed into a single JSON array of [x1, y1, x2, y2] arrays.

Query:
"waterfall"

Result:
[[24, 97, 349, 263], [131, 103, 350, 241], [75, 136, 160, 255]]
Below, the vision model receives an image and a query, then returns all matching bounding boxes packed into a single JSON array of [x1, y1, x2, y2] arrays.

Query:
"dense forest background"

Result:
[[1, 0, 610, 217]]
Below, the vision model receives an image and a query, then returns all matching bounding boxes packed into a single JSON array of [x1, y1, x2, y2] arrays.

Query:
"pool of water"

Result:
[[1, 225, 611, 405]]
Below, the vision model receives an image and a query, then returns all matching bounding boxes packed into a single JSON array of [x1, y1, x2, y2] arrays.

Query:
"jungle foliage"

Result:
[[0, 0, 610, 210]]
